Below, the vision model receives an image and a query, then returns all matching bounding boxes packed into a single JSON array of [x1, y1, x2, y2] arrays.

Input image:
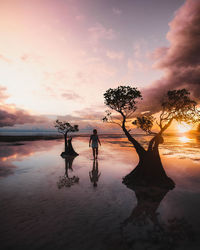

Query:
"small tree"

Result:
[[103, 86, 199, 188], [54, 120, 79, 155], [57, 156, 79, 189]]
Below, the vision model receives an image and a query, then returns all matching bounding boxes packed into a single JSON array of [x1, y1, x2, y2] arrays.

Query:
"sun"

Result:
[[177, 122, 192, 133]]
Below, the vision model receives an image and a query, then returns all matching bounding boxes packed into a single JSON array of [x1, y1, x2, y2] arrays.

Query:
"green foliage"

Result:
[[104, 86, 142, 114], [54, 120, 79, 135], [132, 115, 155, 134]]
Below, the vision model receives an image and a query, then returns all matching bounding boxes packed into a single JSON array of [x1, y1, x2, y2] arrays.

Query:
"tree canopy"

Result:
[[103, 87, 199, 135], [54, 120, 79, 135], [104, 86, 142, 117]]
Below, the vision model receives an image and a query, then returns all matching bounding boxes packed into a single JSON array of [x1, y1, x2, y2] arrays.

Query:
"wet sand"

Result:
[[0, 134, 63, 142], [0, 135, 200, 250]]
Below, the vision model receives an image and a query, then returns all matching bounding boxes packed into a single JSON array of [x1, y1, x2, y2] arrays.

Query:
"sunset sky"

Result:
[[0, 0, 199, 133]]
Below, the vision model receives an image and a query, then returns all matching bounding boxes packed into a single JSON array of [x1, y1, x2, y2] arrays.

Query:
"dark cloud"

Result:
[[139, 0, 200, 114], [0, 87, 47, 127], [0, 109, 46, 127]]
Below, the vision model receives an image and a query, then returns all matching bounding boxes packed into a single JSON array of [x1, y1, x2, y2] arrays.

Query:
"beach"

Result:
[[0, 134, 200, 249]]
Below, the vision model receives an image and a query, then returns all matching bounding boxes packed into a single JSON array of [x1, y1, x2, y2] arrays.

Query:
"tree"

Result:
[[197, 123, 200, 133], [54, 120, 79, 156], [121, 185, 193, 249], [57, 155, 79, 189], [103, 86, 199, 188]]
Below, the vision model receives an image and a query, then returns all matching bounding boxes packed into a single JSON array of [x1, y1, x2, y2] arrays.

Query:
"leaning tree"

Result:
[[103, 86, 199, 188], [54, 120, 79, 156]]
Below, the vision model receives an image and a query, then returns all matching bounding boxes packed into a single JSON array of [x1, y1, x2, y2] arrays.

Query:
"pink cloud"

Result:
[[88, 23, 116, 44], [75, 15, 85, 21], [127, 59, 148, 72], [106, 50, 124, 60], [112, 8, 122, 16], [151, 47, 169, 60], [0, 86, 9, 102], [0, 54, 10, 63], [133, 44, 141, 58], [62, 91, 82, 101]]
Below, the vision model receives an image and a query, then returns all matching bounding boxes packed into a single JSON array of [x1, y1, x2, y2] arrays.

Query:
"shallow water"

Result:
[[0, 135, 200, 250]]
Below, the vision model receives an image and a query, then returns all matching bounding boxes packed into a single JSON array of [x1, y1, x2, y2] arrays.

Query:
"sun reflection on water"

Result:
[[179, 136, 190, 143]]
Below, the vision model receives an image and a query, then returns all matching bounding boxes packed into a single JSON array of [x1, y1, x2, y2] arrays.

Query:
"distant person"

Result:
[[89, 159, 101, 187], [89, 129, 101, 159]]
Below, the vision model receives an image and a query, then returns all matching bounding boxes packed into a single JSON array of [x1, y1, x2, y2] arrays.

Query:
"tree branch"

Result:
[[120, 113, 146, 156]]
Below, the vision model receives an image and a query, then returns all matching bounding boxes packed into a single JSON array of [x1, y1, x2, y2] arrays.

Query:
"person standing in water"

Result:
[[89, 129, 101, 159]]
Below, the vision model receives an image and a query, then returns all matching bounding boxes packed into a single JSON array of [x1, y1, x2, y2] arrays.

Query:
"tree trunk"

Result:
[[123, 134, 175, 189], [64, 133, 68, 153], [62, 136, 79, 156], [123, 185, 171, 226], [64, 156, 76, 177]]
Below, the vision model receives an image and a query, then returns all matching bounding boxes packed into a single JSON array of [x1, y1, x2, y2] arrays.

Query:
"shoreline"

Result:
[[0, 135, 63, 142], [0, 131, 198, 142]]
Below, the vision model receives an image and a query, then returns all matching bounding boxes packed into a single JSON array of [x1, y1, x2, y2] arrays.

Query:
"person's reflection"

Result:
[[57, 155, 79, 189], [89, 159, 101, 187]]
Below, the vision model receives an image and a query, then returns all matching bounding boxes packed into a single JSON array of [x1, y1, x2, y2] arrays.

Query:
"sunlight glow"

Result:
[[177, 123, 192, 133], [179, 136, 190, 143]]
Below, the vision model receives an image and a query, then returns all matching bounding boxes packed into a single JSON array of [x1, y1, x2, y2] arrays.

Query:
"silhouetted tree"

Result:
[[120, 185, 194, 249], [57, 155, 79, 189], [54, 120, 79, 156], [197, 123, 200, 133], [103, 86, 199, 188]]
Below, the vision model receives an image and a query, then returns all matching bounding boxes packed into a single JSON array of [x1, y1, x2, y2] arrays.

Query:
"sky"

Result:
[[0, 0, 199, 133]]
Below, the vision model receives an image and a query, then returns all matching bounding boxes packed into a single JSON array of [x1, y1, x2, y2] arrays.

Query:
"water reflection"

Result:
[[57, 155, 79, 189], [179, 136, 191, 143], [122, 185, 170, 226], [121, 184, 194, 249], [0, 141, 56, 177], [0, 137, 199, 249], [89, 159, 101, 187]]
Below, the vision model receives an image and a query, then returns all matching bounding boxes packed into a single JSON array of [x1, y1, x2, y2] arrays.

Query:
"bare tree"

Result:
[[54, 120, 79, 156], [103, 86, 199, 188]]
